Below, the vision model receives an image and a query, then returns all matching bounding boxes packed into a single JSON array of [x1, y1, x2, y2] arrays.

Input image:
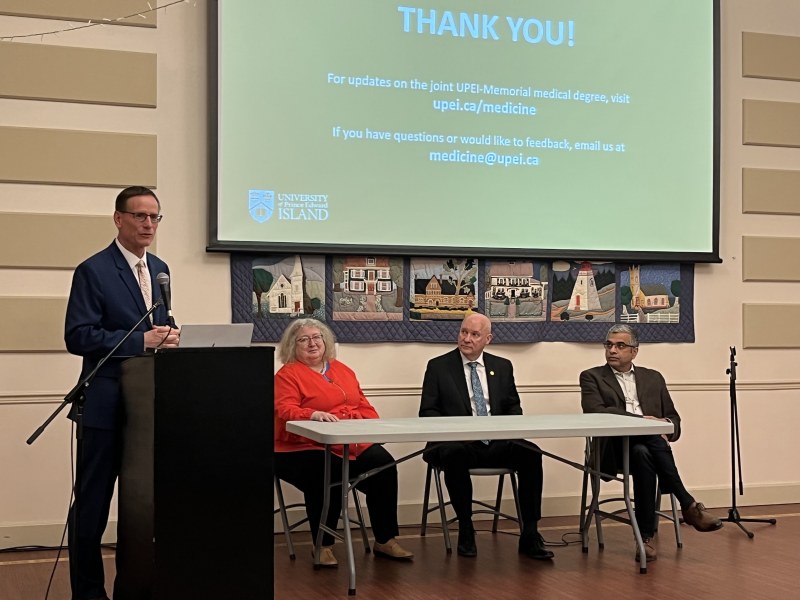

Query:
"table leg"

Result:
[[582, 438, 603, 552], [312, 446, 333, 568], [622, 436, 647, 574], [581, 452, 593, 551], [341, 444, 356, 595]]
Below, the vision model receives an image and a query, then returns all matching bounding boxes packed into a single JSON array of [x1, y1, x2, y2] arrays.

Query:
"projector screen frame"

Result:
[[207, 0, 721, 264]]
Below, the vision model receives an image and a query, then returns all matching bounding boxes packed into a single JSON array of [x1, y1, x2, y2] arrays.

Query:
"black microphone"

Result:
[[156, 272, 177, 328]]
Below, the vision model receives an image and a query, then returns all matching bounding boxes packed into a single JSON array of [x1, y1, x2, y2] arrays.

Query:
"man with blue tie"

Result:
[[64, 186, 180, 600], [419, 313, 553, 560]]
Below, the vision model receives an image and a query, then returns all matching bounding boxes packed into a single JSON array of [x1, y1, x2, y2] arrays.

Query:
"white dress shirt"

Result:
[[612, 364, 643, 416]]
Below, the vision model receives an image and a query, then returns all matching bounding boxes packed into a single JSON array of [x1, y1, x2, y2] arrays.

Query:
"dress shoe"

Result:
[[682, 501, 723, 532], [518, 531, 554, 560], [634, 537, 657, 562], [312, 545, 338, 567], [373, 538, 414, 560], [457, 526, 477, 557]]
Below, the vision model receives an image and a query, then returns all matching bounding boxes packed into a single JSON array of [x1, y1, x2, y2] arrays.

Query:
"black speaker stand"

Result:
[[721, 347, 776, 537]]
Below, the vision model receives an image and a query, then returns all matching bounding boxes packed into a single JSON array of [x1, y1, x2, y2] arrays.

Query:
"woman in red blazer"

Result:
[[274, 318, 413, 567]]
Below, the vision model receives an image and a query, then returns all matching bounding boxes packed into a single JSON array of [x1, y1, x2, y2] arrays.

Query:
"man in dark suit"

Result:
[[580, 324, 722, 562], [64, 186, 180, 600], [419, 313, 553, 560]]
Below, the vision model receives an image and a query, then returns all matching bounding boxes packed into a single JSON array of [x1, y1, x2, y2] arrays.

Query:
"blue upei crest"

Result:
[[249, 190, 274, 223]]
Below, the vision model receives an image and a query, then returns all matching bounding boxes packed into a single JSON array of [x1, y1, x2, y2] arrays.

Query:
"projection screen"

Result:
[[209, 0, 720, 262]]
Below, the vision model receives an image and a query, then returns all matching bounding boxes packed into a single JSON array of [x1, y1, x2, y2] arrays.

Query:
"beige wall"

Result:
[[2, 0, 800, 547]]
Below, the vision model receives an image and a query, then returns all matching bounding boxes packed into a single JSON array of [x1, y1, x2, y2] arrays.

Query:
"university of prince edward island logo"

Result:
[[248, 189, 274, 223]]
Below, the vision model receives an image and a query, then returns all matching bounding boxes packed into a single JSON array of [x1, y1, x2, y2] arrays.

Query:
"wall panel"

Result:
[[0, 126, 156, 188], [743, 168, 800, 215], [742, 236, 800, 281], [0, 213, 117, 268], [0, 42, 156, 107], [743, 100, 800, 148], [743, 304, 800, 348], [0, 0, 156, 27], [742, 32, 800, 82], [0, 297, 67, 351]]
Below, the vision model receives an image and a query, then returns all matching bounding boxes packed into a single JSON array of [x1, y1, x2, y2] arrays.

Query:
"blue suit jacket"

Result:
[[65, 241, 170, 429]]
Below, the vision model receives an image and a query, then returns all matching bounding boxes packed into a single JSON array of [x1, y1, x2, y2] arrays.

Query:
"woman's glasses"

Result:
[[296, 334, 324, 346]]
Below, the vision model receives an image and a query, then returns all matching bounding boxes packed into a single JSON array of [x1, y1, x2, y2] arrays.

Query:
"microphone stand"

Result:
[[26, 299, 163, 590], [721, 346, 776, 537], [27, 298, 164, 446]]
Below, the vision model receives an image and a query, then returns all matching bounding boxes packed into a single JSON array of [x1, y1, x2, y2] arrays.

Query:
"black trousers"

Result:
[[68, 426, 121, 600], [629, 435, 694, 537], [424, 439, 544, 531], [274, 445, 400, 546]]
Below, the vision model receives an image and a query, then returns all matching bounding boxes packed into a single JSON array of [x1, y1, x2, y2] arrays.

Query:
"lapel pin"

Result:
[[489, 371, 495, 376]]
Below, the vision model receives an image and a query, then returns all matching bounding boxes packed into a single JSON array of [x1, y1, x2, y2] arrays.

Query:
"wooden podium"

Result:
[[115, 347, 273, 599]]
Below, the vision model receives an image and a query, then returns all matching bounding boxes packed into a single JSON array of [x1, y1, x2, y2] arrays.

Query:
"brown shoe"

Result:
[[683, 502, 723, 532], [634, 537, 657, 562], [313, 545, 338, 567], [373, 538, 414, 561]]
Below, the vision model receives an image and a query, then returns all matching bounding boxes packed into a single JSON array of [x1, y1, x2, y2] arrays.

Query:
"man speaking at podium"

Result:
[[64, 186, 179, 600]]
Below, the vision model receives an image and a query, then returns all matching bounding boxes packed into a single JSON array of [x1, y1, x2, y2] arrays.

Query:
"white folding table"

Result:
[[287, 413, 673, 594]]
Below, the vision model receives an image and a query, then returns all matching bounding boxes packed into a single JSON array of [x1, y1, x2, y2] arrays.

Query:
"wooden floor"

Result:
[[1, 505, 796, 599]]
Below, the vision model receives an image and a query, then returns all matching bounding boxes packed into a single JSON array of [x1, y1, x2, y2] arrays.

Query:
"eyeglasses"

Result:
[[603, 341, 637, 350], [119, 211, 163, 223], [296, 334, 324, 346]]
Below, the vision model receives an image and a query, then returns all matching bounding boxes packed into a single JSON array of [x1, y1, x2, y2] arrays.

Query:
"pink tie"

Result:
[[136, 260, 152, 312]]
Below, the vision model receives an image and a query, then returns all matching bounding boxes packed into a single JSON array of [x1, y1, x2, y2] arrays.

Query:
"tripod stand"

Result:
[[721, 346, 776, 537]]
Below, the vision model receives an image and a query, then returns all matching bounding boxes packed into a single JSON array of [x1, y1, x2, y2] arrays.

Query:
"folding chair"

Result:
[[579, 437, 683, 552], [274, 475, 371, 559], [420, 463, 522, 553]]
